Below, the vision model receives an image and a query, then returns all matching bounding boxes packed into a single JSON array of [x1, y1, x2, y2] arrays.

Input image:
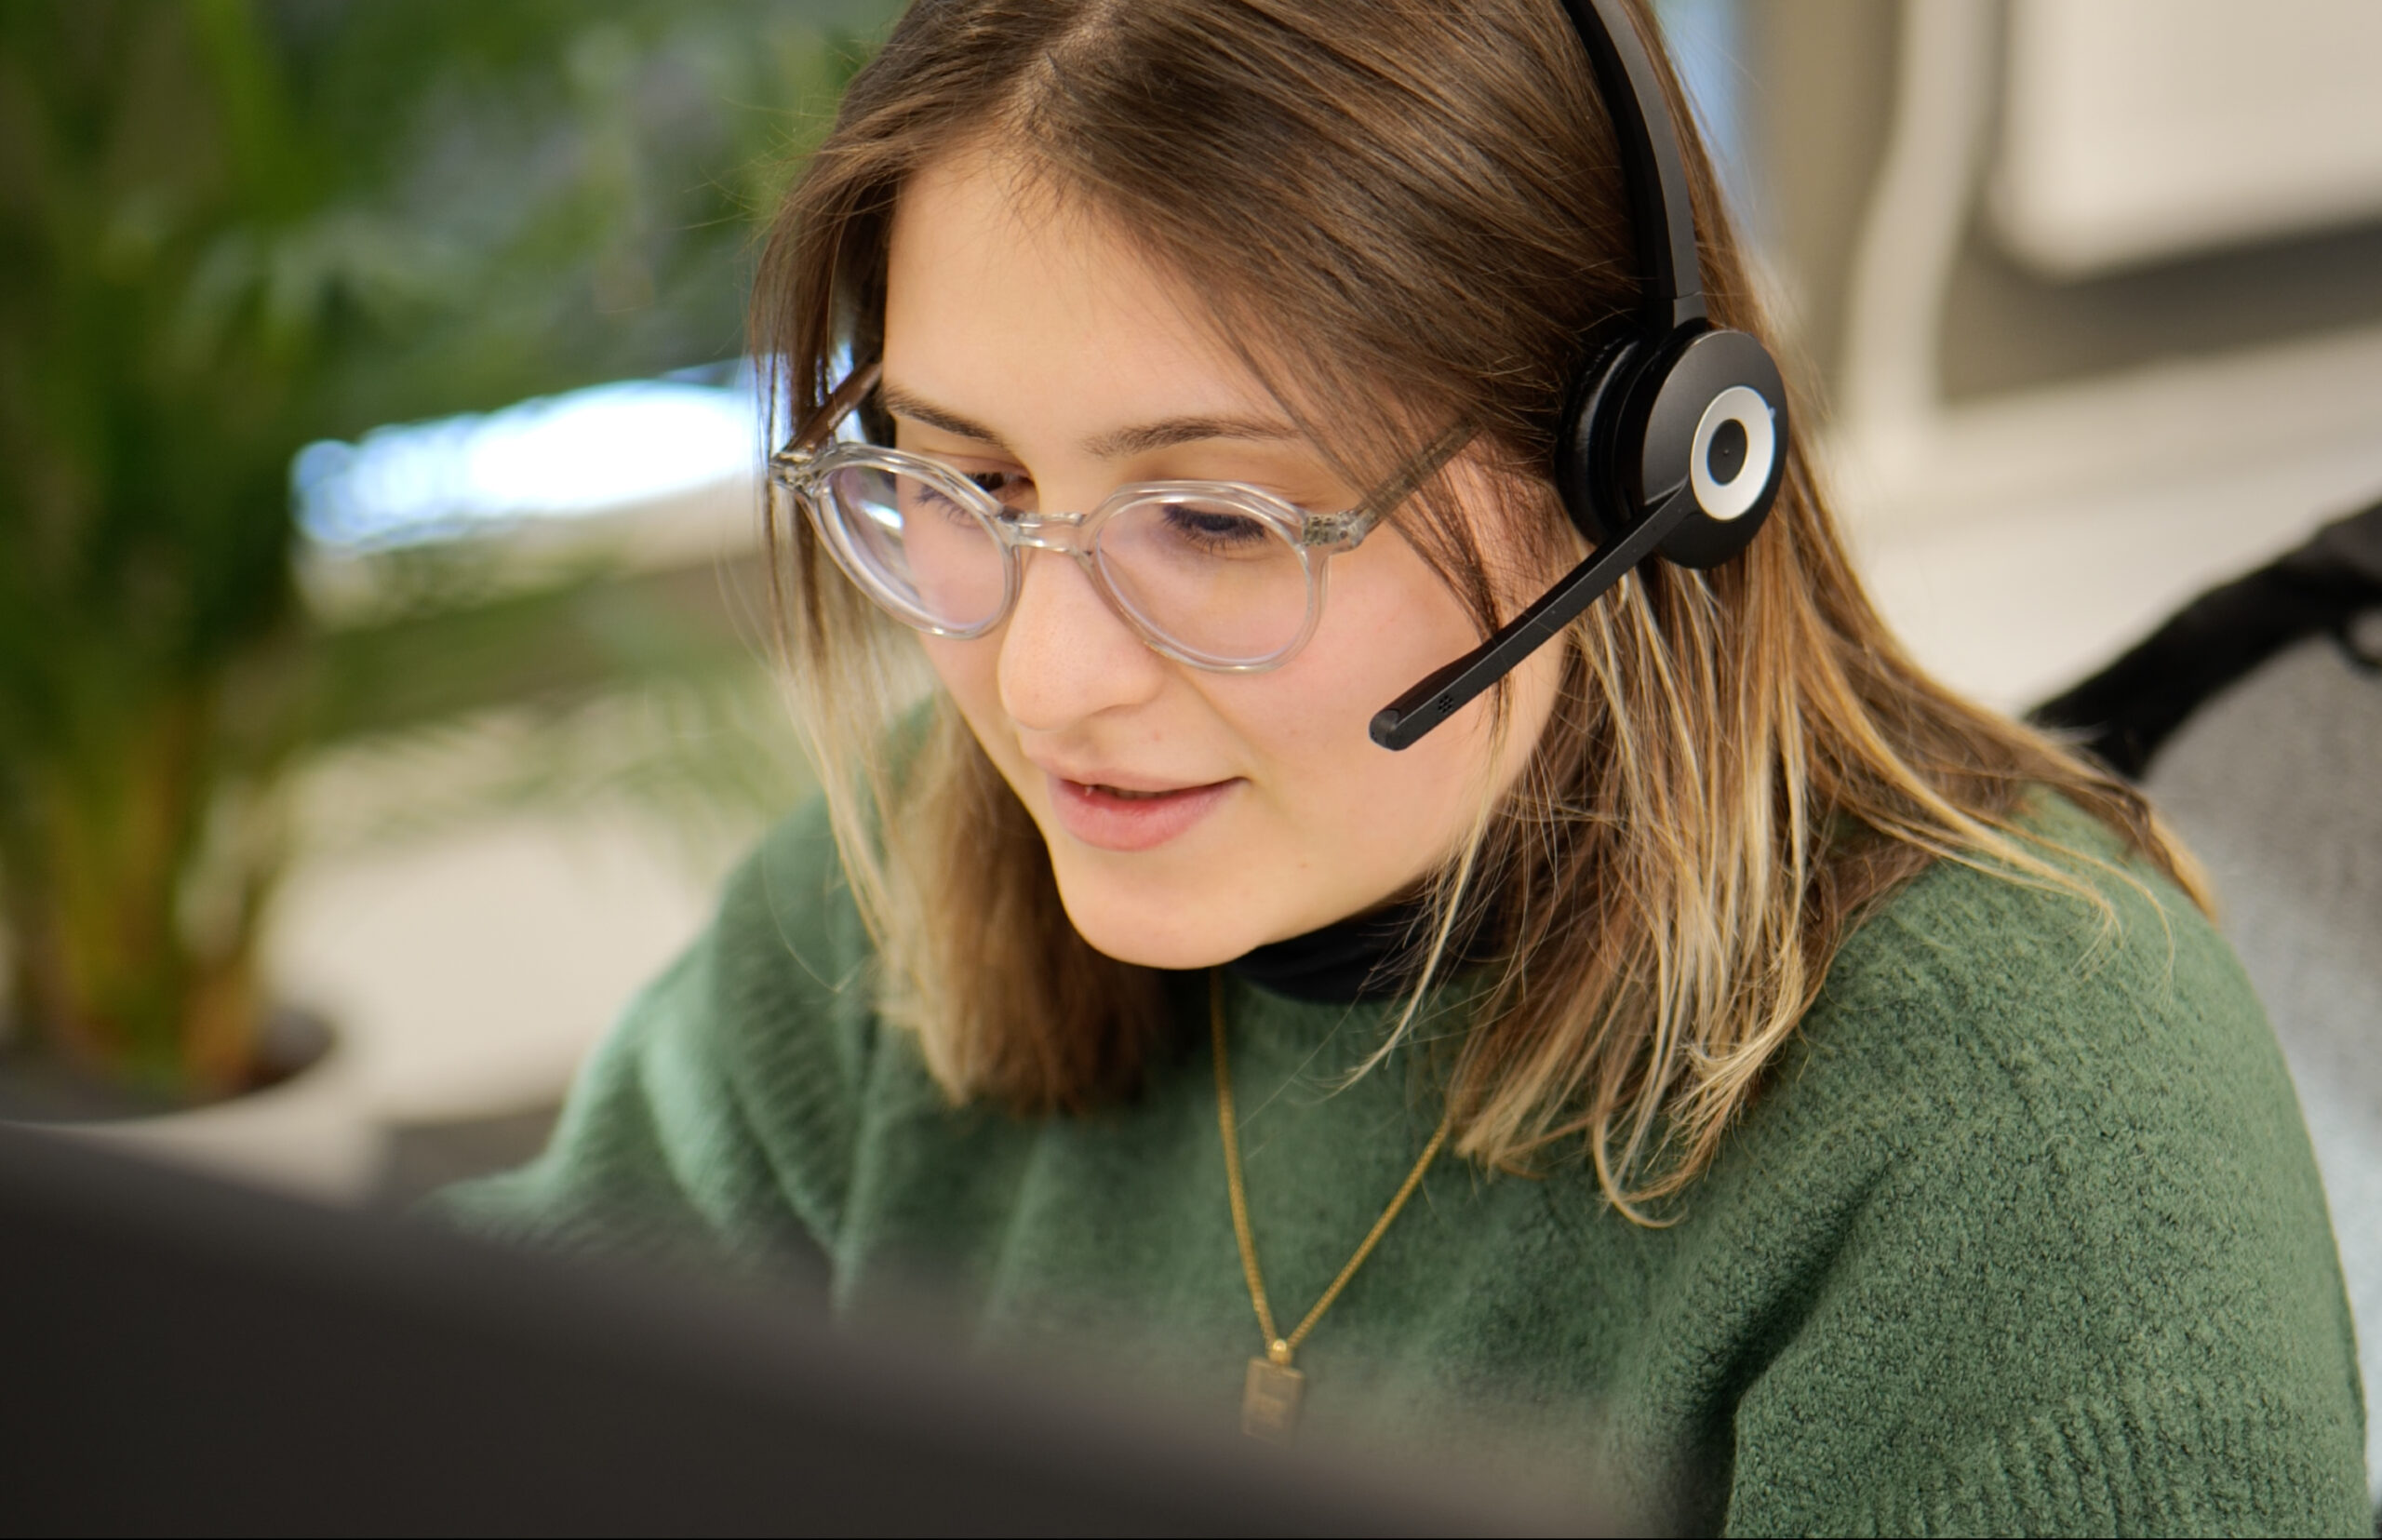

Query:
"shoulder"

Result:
[[1699, 795, 2368, 1530], [576, 792, 886, 1130], [1761, 789, 2323, 1237], [435, 794, 890, 1265], [675, 791, 890, 1200], [710, 792, 881, 1071], [1790, 791, 2284, 1153]]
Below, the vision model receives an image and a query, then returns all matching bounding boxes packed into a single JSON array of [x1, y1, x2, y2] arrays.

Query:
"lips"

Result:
[[1044, 773, 1238, 852]]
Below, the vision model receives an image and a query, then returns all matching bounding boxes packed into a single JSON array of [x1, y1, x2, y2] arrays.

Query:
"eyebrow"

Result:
[[1085, 414, 1300, 458], [878, 386, 1011, 452], [878, 383, 1300, 461]]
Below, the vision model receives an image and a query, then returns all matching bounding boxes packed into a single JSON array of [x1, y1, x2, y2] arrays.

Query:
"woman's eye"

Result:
[[911, 482, 970, 518], [1160, 505, 1273, 549], [966, 470, 1033, 507]]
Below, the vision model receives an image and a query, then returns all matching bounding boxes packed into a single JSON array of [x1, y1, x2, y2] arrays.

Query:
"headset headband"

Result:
[[1368, 0, 1786, 752], [1560, 0, 1706, 329]]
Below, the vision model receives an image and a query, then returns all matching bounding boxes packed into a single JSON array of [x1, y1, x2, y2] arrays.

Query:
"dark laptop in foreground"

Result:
[[0, 1123, 1596, 1535]]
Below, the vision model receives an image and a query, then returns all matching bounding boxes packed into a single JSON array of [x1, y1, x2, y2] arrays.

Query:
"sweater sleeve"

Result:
[[430, 797, 880, 1284], [1711, 807, 2371, 1535]]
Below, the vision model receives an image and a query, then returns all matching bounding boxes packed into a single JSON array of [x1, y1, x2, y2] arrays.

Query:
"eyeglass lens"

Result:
[[821, 467, 1314, 663], [826, 464, 1010, 631]]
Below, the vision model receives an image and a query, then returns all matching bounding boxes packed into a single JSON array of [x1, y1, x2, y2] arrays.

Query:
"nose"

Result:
[[997, 547, 1168, 732]]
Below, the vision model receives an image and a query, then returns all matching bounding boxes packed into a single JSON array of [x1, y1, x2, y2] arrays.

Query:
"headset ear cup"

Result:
[[1554, 320, 1647, 548], [1557, 322, 1787, 568], [1638, 328, 1788, 569]]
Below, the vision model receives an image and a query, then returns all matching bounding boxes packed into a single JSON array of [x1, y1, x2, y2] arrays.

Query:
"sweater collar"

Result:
[[1224, 891, 1502, 1005]]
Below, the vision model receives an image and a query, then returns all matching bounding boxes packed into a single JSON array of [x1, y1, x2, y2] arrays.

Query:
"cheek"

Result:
[[915, 525, 1542, 963], [918, 633, 1028, 783], [1206, 531, 1505, 883], [920, 631, 997, 710]]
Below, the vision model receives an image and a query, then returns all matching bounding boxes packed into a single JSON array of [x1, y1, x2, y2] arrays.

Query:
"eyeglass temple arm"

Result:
[[1369, 479, 1695, 751], [1341, 420, 1478, 534], [781, 360, 886, 459]]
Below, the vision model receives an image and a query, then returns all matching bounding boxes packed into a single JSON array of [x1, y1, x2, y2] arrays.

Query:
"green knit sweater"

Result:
[[440, 795, 2371, 1533]]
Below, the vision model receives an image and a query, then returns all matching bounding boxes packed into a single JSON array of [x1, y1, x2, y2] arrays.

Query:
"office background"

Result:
[[4, 0, 2376, 1219]]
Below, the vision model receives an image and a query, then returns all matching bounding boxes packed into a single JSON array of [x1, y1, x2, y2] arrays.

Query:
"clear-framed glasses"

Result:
[[768, 363, 1456, 672]]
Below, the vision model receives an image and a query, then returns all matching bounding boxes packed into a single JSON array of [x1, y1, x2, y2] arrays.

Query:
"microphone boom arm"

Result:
[[1368, 481, 1695, 751]]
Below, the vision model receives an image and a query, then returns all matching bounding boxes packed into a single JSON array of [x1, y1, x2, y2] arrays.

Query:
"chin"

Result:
[[1046, 858, 1279, 971]]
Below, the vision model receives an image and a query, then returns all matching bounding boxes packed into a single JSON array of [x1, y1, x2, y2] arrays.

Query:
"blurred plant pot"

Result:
[[0, 1011, 383, 1205]]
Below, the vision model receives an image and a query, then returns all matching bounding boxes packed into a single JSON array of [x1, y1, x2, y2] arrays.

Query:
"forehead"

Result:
[[881, 146, 1282, 444]]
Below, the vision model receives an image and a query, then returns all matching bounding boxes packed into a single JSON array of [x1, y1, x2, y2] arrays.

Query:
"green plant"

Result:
[[0, 0, 887, 1099]]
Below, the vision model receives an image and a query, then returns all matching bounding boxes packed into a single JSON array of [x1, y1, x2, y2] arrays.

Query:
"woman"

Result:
[[444, 0, 2371, 1528]]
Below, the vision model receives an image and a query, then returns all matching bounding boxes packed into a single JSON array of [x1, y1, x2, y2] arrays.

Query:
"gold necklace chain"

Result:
[[1210, 969, 1451, 1441]]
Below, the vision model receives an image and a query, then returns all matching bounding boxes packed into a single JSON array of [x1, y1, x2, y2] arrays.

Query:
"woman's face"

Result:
[[881, 147, 1562, 969]]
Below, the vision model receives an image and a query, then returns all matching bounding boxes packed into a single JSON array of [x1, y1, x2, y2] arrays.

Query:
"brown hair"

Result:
[[751, 0, 2207, 1213]]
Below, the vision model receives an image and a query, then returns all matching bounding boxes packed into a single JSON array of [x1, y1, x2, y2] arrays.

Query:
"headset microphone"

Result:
[[1369, 0, 1787, 752]]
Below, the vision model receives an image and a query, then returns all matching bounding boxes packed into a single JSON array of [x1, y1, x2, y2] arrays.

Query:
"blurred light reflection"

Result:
[[294, 371, 760, 553]]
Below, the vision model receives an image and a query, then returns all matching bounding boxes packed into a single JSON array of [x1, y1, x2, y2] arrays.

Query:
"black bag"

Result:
[[2031, 496, 2382, 778]]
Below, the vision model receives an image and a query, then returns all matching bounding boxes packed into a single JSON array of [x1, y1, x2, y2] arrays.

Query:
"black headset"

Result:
[[1367, 0, 1788, 751]]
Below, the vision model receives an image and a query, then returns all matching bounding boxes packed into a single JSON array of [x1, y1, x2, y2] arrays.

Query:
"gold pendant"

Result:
[[1241, 1356, 1305, 1442]]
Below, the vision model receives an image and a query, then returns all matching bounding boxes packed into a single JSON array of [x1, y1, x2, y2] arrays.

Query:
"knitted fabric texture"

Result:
[[440, 795, 2371, 1533]]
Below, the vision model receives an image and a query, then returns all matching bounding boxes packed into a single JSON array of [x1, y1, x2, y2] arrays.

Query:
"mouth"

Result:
[[1045, 774, 1239, 852]]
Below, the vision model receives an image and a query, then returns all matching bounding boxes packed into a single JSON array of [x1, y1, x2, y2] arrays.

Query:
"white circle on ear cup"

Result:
[[1689, 384, 1775, 521]]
